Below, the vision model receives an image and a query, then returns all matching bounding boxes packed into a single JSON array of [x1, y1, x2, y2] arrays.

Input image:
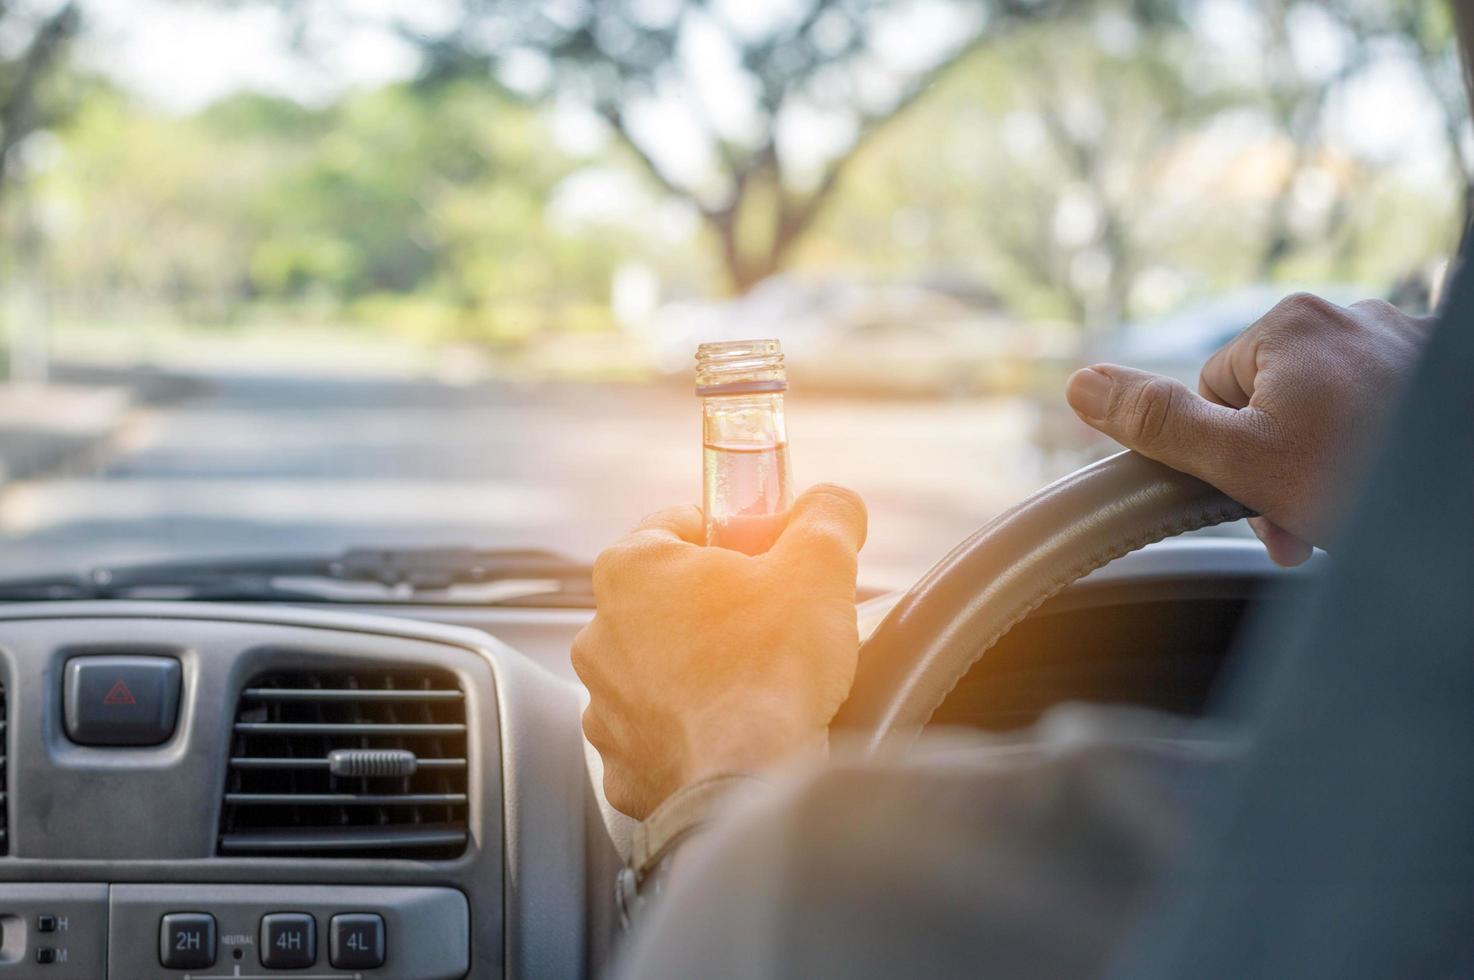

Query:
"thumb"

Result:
[[771, 484, 868, 570], [1066, 364, 1264, 491]]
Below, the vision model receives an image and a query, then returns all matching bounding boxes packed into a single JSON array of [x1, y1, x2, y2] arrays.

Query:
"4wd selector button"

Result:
[[261, 913, 316, 969], [329, 913, 385, 969], [160, 912, 216, 969], [64, 655, 181, 746]]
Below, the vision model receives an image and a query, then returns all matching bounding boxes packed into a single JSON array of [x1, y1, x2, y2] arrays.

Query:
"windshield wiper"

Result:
[[0, 547, 594, 605]]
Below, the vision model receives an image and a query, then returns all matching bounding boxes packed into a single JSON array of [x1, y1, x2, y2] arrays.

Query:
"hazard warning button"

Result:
[[64, 656, 182, 746]]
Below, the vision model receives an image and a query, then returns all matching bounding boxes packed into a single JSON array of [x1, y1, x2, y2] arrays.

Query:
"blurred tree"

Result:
[[29, 0, 1467, 344], [42, 86, 278, 321], [241, 79, 616, 336], [993, 17, 1223, 329], [42, 79, 633, 340], [0, 2, 81, 380], [406, 0, 1099, 293], [0, 1, 79, 201], [1383, 0, 1472, 222], [1252, 0, 1373, 278], [1247, 1, 1466, 289], [808, 4, 1462, 331], [819, 13, 1227, 332]]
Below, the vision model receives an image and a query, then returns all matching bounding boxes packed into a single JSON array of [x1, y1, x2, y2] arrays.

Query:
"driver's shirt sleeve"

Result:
[[614, 704, 1241, 980]]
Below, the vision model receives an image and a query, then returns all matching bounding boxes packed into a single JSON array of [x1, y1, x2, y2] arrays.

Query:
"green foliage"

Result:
[[38, 78, 624, 342], [16, 1, 1470, 343], [799, 11, 1464, 328]]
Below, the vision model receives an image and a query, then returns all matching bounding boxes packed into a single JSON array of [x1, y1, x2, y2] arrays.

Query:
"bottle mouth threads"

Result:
[[695, 339, 788, 396]]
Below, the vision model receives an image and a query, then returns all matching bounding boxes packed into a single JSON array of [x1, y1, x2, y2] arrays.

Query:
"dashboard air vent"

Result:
[[219, 668, 468, 857]]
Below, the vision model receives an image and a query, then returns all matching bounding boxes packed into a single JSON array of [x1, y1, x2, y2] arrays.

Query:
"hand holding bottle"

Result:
[[572, 485, 867, 819]]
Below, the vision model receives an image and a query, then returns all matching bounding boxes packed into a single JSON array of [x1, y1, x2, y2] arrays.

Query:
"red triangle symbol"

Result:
[[102, 679, 136, 705]]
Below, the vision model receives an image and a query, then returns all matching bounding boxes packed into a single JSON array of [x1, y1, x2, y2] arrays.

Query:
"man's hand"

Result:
[[573, 485, 867, 819], [1066, 294, 1433, 565]]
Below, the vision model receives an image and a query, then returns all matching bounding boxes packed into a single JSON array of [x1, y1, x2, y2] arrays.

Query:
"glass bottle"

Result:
[[696, 339, 793, 555]]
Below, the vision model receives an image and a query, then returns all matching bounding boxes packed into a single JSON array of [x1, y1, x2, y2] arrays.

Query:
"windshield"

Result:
[[0, 1, 1460, 594]]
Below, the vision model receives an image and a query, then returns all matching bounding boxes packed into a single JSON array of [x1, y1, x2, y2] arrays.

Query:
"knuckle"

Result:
[[591, 539, 659, 596], [1125, 377, 1179, 448], [589, 547, 625, 595], [1277, 291, 1335, 317], [691, 554, 739, 589], [570, 629, 590, 679], [581, 706, 611, 749], [603, 773, 640, 817], [807, 483, 866, 521], [570, 622, 604, 676], [1349, 297, 1396, 317], [787, 485, 867, 556], [1267, 292, 1342, 335], [782, 522, 858, 571], [813, 524, 854, 556]]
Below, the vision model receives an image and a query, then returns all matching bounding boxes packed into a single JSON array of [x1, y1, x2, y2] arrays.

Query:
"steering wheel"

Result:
[[831, 450, 1252, 752]]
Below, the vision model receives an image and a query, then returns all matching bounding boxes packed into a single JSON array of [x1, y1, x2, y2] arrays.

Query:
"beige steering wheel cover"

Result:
[[832, 451, 1252, 752]]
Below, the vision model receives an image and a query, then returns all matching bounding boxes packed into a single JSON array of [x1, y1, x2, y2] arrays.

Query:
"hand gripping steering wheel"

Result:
[[831, 450, 1252, 752]]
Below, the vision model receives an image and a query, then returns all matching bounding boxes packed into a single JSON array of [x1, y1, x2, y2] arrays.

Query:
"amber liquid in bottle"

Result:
[[696, 341, 793, 555]]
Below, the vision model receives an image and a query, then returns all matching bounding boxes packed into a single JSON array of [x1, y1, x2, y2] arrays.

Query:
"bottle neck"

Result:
[[695, 339, 786, 396], [701, 391, 787, 449]]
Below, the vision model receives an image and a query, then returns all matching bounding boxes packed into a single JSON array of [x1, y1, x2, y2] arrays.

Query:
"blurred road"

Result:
[[0, 368, 1088, 589]]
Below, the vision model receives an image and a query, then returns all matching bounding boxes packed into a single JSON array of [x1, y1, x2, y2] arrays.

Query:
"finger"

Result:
[[1350, 298, 1439, 342], [591, 509, 701, 600], [1248, 516, 1314, 567], [1199, 338, 1254, 408], [1066, 363, 1269, 492], [632, 504, 705, 545], [570, 621, 606, 688], [581, 705, 615, 753], [770, 483, 868, 569], [1200, 292, 1349, 409]]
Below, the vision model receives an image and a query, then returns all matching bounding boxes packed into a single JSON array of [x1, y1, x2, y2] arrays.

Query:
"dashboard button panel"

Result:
[[0, 884, 108, 979], [110, 885, 467, 979]]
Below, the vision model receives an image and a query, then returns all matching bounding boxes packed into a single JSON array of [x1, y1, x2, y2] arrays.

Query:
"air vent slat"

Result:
[[234, 722, 466, 735], [219, 668, 468, 858], [219, 825, 467, 854], [229, 757, 466, 770], [243, 688, 464, 703], [225, 792, 467, 805]]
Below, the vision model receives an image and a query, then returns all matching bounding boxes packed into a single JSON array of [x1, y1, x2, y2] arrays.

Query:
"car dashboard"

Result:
[[0, 536, 1316, 979], [0, 602, 600, 980]]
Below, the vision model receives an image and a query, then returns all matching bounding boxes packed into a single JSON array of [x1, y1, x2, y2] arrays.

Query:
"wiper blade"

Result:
[[334, 547, 591, 590], [0, 547, 593, 603]]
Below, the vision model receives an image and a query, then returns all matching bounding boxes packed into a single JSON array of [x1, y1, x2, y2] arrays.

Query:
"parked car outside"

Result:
[[642, 275, 1076, 398], [1088, 284, 1371, 389]]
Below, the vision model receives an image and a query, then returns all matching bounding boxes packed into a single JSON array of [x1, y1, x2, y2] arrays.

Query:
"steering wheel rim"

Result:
[[832, 450, 1253, 752]]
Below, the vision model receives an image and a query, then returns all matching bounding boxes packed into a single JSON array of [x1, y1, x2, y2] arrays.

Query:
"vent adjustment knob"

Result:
[[327, 748, 418, 778]]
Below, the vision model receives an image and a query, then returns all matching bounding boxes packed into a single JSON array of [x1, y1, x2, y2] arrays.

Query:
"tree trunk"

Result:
[[705, 209, 786, 295]]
